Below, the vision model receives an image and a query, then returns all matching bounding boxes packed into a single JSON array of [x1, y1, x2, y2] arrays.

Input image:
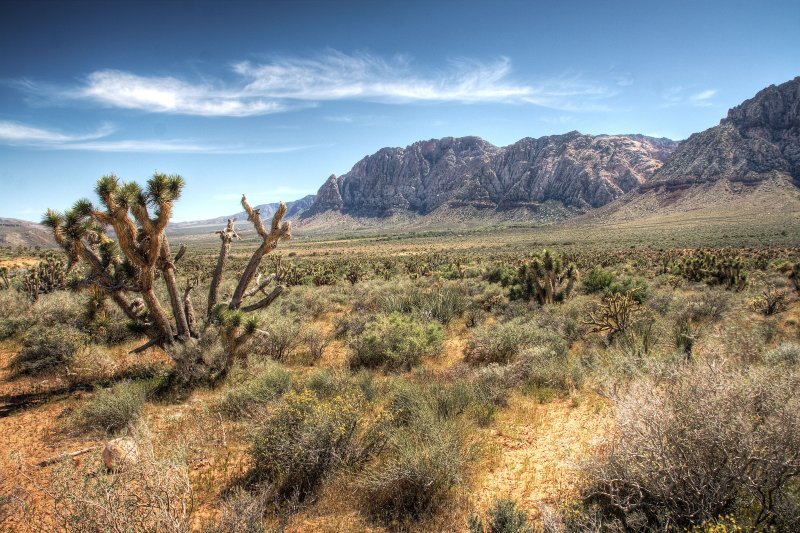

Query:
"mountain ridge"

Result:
[[303, 132, 678, 218]]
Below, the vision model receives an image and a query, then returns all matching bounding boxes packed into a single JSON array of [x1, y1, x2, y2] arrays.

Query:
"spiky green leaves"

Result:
[[147, 173, 184, 207], [95, 175, 120, 208], [41, 209, 64, 230]]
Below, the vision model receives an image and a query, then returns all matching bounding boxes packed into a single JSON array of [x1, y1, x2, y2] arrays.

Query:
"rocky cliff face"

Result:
[[644, 76, 800, 191], [304, 133, 677, 217]]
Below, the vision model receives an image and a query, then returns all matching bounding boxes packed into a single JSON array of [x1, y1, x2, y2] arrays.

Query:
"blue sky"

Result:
[[1, 0, 798, 222]]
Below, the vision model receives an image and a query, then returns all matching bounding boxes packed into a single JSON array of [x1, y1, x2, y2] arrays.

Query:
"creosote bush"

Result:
[[349, 312, 444, 371], [357, 417, 475, 521], [249, 388, 365, 501]]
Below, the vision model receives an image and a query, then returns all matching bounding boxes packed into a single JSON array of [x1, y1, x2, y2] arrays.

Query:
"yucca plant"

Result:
[[43, 173, 291, 383]]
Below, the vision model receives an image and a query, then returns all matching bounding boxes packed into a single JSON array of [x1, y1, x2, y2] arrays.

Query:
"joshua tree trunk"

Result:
[[160, 240, 190, 338], [208, 219, 238, 319]]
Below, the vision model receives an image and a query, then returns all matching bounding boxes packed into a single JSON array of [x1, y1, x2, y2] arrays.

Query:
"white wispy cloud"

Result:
[[0, 119, 320, 154], [0, 120, 114, 143], [689, 89, 717, 106], [52, 140, 321, 154], [661, 86, 717, 108], [79, 70, 293, 117], [37, 51, 618, 116]]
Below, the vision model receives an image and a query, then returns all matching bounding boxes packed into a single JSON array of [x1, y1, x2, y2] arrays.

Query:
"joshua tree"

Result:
[[512, 250, 578, 305], [42, 173, 291, 382]]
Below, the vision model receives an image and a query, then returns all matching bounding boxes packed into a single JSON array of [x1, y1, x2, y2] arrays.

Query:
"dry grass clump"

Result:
[[70, 380, 149, 435], [9, 324, 88, 377], [216, 362, 293, 419], [464, 318, 564, 366], [356, 416, 476, 522]]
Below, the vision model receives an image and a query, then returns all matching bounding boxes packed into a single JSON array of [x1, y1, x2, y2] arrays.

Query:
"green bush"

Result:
[[72, 380, 148, 435], [249, 389, 363, 501], [582, 267, 615, 294], [607, 276, 649, 303], [217, 364, 292, 419], [349, 313, 444, 371], [468, 498, 532, 533], [9, 324, 88, 376]]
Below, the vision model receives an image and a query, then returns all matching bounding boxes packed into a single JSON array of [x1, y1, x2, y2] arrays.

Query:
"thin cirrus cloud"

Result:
[[62, 51, 616, 116], [0, 120, 114, 143], [0, 119, 319, 154], [662, 87, 718, 108]]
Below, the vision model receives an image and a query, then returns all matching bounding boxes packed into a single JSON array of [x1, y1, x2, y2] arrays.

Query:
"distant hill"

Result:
[[0, 218, 55, 248], [169, 194, 316, 232]]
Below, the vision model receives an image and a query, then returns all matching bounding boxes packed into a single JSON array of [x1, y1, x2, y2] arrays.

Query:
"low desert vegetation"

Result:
[[2, 202, 799, 532]]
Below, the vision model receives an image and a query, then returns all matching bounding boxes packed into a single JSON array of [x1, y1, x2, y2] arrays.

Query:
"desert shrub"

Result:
[[249, 389, 363, 501], [45, 440, 192, 532], [464, 319, 564, 366], [472, 364, 513, 407], [765, 342, 800, 367], [303, 368, 352, 399], [0, 290, 32, 338], [357, 417, 475, 521], [582, 365, 800, 530], [470, 282, 508, 312], [607, 276, 649, 303], [9, 324, 88, 376], [468, 498, 532, 533], [72, 380, 148, 435], [750, 285, 789, 315], [349, 313, 444, 371], [485, 264, 518, 287], [217, 364, 292, 419], [30, 290, 85, 327], [379, 283, 469, 324], [511, 346, 581, 392], [253, 313, 302, 361], [333, 312, 370, 339], [582, 267, 615, 294], [303, 327, 329, 364]]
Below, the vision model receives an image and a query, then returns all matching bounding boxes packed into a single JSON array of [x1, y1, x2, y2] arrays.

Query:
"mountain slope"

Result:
[[643, 76, 800, 191], [0, 218, 55, 248], [591, 76, 800, 223], [303, 133, 677, 218]]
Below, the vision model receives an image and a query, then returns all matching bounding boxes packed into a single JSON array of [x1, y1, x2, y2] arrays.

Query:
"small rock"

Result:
[[102, 438, 139, 471]]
